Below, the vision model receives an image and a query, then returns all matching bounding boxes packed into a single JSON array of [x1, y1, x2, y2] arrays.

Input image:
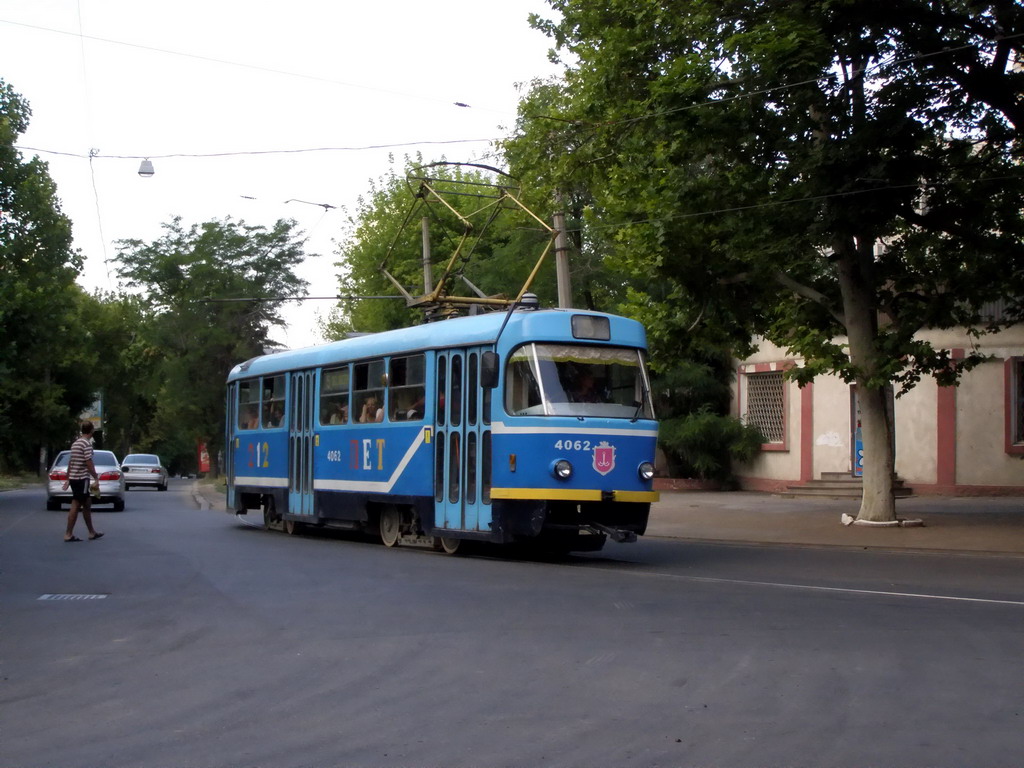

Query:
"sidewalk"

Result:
[[647, 491, 1024, 556], [194, 482, 1024, 556]]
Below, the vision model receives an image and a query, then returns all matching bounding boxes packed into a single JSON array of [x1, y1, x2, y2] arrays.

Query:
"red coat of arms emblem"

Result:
[[593, 441, 616, 476]]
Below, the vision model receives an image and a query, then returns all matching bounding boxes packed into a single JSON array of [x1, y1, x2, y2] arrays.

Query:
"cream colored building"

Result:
[[732, 326, 1024, 495]]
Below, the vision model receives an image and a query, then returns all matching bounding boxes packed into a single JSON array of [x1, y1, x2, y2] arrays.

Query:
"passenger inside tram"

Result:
[[359, 396, 384, 423]]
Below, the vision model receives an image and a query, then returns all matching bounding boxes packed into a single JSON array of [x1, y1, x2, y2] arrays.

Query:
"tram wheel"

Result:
[[284, 519, 301, 536], [262, 497, 278, 531], [438, 536, 461, 555], [379, 506, 401, 547]]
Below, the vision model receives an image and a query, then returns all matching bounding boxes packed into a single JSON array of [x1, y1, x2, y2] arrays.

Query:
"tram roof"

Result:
[[227, 309, 647, 381]]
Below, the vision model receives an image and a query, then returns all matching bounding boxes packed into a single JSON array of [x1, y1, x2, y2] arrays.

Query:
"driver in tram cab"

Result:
[[570, 370, 602, 403]]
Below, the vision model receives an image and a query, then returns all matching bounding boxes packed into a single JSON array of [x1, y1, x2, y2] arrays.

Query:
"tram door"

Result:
[[225, 383, 237, 506], [288, 370, 316, 517], [435, 348, 493, 534]]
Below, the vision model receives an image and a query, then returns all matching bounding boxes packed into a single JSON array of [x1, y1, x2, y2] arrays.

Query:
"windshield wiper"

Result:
[[630, 389, 647, 423]]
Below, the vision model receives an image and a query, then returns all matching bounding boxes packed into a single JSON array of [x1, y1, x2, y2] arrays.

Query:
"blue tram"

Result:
[[224, 306, 659, 553]]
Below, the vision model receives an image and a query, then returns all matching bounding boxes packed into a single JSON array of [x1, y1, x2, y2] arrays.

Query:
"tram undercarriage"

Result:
[[234, 488, 649, 555]]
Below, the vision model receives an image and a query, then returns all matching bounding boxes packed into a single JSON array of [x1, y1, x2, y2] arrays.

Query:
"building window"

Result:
[[745, 371, 786, 444], [1008, 358, 1024, 454]]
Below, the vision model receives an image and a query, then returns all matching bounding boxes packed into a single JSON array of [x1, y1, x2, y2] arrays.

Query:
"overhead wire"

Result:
[[572, 174, 1024, 238], [7, 14, 1019, 298], [13, 138, 499, 161], [512, 32, 1024, 236], [74, 0, 112, 283], [0, 17, 513, 116]]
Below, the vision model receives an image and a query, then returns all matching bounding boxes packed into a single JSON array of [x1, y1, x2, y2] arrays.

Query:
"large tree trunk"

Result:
[[835, 238, 897, 522], [854, 383, 896, 522]]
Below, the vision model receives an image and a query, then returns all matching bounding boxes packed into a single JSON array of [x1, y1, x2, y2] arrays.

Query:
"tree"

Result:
[[503, 74, 765, 483], [327, 158, 561, 336], [514, 0, 1024, 521], [76, 291, 160, 458], [501, 79, 631, 313], [113, 217, 309, 473], [0, 79, 89, 472]]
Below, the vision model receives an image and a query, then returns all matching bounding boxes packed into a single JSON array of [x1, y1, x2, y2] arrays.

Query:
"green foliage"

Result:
[[652, 358, 762, 480], [0, 79, 88, 471], [1, 77, 312, 475], [517, 0, 1024, 391], [658, 406, 764, 482], [507, 1, 1024, 506], [75, 291, 160, 457], [500, 79, 650, 315], [113, 217, 309, 472], [327, 157, 560, 336]]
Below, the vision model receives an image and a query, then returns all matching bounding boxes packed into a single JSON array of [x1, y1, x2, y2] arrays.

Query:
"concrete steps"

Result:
[[779, 472, 913, 499]]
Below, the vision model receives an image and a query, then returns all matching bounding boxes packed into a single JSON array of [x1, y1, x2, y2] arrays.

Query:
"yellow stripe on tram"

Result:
[[490, 488, 659, 503]]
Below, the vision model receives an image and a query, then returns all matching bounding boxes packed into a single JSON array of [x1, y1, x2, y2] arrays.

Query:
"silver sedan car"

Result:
[[46, 449, 126, 511], [121, 453, 170, 491]]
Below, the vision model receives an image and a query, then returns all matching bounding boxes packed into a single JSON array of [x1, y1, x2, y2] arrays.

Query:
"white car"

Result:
[[121, 453, 170, 491], [46, 450, 126, 511]]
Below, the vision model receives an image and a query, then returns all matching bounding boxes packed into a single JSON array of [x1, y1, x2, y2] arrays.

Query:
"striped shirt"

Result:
[[67, 436, 94, 480]]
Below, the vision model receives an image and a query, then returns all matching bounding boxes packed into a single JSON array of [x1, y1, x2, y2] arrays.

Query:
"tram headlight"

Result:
[[638, 462, 655, 482], [551, 459, 573, 480]]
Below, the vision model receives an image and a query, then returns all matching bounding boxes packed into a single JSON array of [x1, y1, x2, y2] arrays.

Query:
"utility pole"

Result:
[[421, 217, 433, 294], [553, 207, 572, 308]]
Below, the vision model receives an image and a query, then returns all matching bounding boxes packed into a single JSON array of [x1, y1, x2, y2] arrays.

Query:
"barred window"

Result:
[[745, 371, 785, 444]]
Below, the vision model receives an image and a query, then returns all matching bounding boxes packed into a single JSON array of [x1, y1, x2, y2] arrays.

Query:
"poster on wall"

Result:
[[854, 421, 864, 477]]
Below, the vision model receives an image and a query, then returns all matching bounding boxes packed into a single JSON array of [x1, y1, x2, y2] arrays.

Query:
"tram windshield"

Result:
[[505, 343, 655, 419]]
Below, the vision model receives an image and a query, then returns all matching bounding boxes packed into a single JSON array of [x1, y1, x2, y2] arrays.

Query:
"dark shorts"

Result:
[[68, 478, 91, 502]]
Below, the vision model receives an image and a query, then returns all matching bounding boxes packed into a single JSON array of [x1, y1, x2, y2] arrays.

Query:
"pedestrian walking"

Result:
[[62, 422, 104, 542]]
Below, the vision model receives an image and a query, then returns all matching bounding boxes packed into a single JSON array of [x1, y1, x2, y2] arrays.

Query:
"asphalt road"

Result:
[[2, 480, 1022, 768]]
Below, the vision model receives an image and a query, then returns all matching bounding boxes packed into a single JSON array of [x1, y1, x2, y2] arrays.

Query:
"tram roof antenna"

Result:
[[377, 162, 558, 320]]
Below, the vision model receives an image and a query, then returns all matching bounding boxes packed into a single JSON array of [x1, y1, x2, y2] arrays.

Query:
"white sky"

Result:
[[0, 0, 561, 347]]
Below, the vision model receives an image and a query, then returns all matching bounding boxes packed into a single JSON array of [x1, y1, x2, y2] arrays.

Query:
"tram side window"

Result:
[[320, 366, 350, 425], [506, 354, 543, 414], [354, 359, 385, 423], [238, 380, 260, 430], [389, 354, 426, 421], [262, 375, 286, 428]]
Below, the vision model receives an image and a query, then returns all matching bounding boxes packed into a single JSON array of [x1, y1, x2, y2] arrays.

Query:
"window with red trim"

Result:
[[744, 371, 786, 445]]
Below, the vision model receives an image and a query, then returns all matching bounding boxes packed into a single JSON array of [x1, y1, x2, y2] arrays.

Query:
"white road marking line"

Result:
[[638, 571, 1024, 607]]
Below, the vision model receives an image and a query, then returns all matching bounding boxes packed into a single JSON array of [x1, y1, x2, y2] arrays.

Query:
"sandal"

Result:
[[64, 536, 82, 543], [89, 532, 104, 541]]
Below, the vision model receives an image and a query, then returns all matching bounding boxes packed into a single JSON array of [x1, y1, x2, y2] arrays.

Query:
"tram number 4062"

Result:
[[554, 439, 593, 452]]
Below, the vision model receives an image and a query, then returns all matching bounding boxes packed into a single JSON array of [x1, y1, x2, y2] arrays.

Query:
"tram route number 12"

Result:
[[247, 442, 270, 468]]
